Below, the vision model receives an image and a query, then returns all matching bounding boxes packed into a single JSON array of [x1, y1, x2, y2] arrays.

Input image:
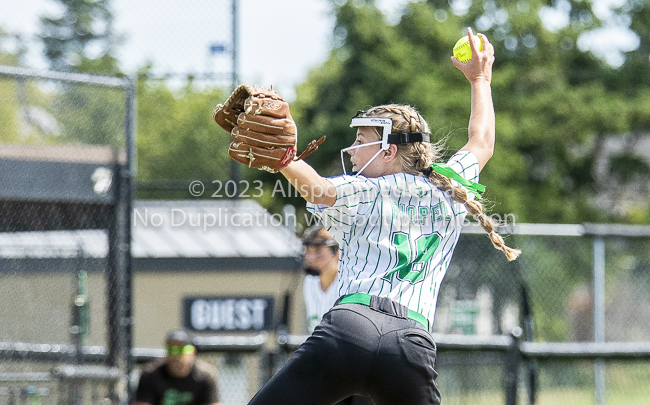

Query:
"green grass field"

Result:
[[442, 386, 650, 405], [439, 359, 650, 405]]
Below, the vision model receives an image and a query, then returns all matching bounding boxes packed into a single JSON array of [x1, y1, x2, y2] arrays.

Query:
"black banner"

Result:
[[183, 296, 275, 332]]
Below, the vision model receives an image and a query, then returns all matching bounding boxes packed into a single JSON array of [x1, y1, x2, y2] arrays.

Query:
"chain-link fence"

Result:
[[438, 224, 650, 343], [3, 0, 239, 201], [125, 0, 238, 200], [0, 352, 263, 405], [3, 2, 649, 405], [0, 362, 122, 405], [277, 223, 650, 405], [0, 66, 134, 404], [431, 224, 650, 405], [2, 77, 650, 405]]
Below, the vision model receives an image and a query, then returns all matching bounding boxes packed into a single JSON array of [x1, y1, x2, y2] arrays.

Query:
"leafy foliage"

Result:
[[289, 0, 650, 225], [40, 0, 121, 74], [20, 0, 648, 226], [136, 72, 230, 198]]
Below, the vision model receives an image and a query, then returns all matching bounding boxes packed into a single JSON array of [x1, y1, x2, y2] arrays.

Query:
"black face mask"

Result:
[[302, 265, 321, 276]]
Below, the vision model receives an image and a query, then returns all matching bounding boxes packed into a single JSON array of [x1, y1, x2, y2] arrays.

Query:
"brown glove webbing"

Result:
[[296, 136, 326, 161]]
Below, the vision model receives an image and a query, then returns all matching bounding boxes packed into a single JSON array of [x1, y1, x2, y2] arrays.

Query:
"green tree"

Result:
[[36, 0, 125, 148], [0, 29, 67, 144], [0, 29, 22, 142], [135, 72, 230, 199], [288, 0, 650, 225], [615, 0, 650, 90], [278, 1, 650, 346], [39, 0, 121, 74]]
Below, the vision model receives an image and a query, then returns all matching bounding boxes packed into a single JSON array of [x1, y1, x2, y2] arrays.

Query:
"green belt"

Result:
[[339, 293, 429, 330]]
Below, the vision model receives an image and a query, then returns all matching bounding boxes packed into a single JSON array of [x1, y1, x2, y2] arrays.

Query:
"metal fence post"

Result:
[[229, 0, 240, 189], [505, 327, 523, 405], [593, 236, 606, 405], [123, 74, 137, 405], [521, 287, 537, 404]]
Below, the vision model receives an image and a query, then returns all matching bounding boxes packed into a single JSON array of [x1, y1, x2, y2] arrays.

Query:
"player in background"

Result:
[[301, 224, 375, 405], [134, 329, 220, 405], [246, 28, 519, 405], [301, 224, 341, 334]]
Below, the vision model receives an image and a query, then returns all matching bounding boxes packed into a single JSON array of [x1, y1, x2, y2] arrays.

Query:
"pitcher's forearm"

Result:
[[467, 79, 495, 155], [280, 160, 336, 206]]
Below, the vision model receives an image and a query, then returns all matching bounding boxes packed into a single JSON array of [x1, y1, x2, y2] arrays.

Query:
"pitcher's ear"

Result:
[[383, 144, 399, 161]]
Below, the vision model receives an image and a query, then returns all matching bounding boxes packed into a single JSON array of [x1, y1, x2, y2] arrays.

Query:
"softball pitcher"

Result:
[[246, 28, 519, 405]]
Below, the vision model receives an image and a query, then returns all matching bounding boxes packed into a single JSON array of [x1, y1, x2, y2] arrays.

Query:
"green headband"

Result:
[[166, 344, 195, 356], [429, 163, 485, 200]]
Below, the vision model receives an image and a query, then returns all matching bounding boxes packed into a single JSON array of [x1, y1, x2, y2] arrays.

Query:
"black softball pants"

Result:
[[247, 295, 441, 405]]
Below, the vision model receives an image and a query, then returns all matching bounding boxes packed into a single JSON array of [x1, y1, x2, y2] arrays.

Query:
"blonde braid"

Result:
[[363, 104, 521, 261], [428, 171, 520, 261]]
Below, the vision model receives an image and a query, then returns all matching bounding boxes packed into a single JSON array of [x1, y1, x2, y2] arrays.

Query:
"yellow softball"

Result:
[[453, 35, 483, 63]]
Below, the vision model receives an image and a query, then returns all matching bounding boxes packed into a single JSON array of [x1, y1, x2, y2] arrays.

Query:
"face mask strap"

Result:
[[340, 141, 382, 175], [340, 146, 383, 177], [341, 141, 383, 153], [355, 148, 384, 177]]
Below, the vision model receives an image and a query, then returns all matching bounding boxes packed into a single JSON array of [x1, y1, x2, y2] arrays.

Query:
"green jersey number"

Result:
[[383, 232, 441, 284]]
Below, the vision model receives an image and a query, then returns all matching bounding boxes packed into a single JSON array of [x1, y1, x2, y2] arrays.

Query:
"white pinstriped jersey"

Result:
[[307, 151, 480, 330], [303, 273, 341, 334]]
